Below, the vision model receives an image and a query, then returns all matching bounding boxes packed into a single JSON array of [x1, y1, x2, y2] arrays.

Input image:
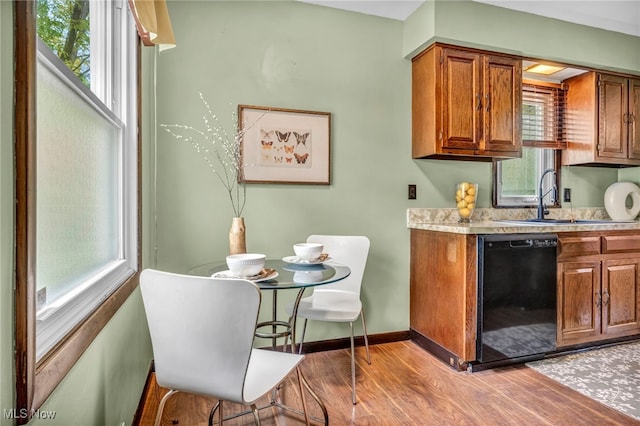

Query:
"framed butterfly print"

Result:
[[238, 105, 331, 184]]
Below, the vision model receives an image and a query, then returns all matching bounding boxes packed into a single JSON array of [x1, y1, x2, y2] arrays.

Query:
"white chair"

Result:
[[287, 235, 371, 404], [140, 269, 309, 425]]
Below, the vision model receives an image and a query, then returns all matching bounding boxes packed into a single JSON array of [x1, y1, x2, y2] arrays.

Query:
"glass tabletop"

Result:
[[188, 258, 351, 290]]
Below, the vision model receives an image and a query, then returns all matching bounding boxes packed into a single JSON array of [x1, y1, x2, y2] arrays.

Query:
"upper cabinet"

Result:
[[563, 72, 640, 166], [412, 44, 522, 160]]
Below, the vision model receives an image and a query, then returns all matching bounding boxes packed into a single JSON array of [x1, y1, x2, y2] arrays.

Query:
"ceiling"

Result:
[[298, 0, 640, 37]]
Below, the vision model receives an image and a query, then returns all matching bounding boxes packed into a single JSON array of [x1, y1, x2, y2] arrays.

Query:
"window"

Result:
[[495, 147, 557, 207], [494, 81, 563, 208], [15, 0, 139, 419], [522, 82, 568, 149]]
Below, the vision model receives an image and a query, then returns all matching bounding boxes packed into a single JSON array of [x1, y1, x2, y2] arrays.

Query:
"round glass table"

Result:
[[190, 259, 351, 348], [189, 259, 349, 425]]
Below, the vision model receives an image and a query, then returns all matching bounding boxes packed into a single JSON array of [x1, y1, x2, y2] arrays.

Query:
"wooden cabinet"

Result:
[[409, 230, 477, 369], [563, 72, 640, 166], [557, 232, 640, 347], [412, 44, 522, 160], [410, 228, 640, 368]]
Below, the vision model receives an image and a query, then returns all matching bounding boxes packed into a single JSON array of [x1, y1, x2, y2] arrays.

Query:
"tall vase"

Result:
[[229, 217, 247, 255]]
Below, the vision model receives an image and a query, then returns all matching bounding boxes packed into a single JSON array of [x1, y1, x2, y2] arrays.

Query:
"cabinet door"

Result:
[[557, 261, 602, 346], [629, 78, 640, 159], [482, 55, 522, 153], [441, 48, 481, 151], [602, 258, 640, 336], [597, 74, 628, 160]]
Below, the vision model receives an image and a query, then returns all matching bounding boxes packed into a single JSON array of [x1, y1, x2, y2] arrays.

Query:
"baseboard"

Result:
[[259, 330, 411, 353], [410, 329, 467, 371]]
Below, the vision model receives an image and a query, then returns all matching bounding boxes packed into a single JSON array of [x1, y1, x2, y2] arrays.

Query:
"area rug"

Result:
[[526, 341, 640, 421]]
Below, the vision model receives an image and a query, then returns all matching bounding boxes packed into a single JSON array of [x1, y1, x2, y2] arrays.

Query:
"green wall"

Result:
[[152, 0, 417, 341], [1, 1, 639, 424]]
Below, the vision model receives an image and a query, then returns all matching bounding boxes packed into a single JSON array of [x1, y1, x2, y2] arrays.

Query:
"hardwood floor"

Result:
[[135, 340, 639, 425]]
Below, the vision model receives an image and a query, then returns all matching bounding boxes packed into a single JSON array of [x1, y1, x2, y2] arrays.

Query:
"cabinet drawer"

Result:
[[602, 235, 640, 253], [558, 236, 601, 259]]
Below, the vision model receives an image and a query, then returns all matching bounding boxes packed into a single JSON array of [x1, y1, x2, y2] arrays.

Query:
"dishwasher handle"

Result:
[[509, 239, 534, 248]]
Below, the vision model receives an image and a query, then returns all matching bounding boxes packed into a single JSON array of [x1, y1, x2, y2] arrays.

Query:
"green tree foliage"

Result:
[[37, 0, 90, 86]]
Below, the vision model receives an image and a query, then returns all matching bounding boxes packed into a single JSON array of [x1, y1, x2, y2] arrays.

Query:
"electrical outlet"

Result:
[[563, 188, 572, 202], [408, 184, 417, 200]]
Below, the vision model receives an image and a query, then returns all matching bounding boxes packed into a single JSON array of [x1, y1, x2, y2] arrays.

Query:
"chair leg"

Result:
[[155, 389, 179, 426], [250, 403, 260, 425], [361, 309, 371, 364], [296, 366, 311, 426], [298, 318, 309, 354], [207, 400, 222, 426], [349, 321, 357, 405]]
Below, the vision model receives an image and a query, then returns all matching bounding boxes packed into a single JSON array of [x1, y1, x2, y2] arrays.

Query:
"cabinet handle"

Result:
[[624, 114, 629, 124], [476, 93, 482, 111], [630, 114, 636, 124], [595, 292, 602, 308], [603, 290, 610, 306], [485, 94, 491, 112]]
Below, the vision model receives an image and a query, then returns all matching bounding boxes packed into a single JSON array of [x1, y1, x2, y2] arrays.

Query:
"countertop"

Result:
[[407, 208, 640, 235]]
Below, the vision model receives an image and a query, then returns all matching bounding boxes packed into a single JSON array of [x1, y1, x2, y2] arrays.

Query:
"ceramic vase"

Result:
[[229, 217, 247, 254]]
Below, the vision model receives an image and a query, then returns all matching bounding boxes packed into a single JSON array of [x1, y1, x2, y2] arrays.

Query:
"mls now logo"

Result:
[[4, 408, 57, 420]]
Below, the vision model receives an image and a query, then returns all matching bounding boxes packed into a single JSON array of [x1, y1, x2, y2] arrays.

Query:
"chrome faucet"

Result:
[[537, 168, 557, 220]]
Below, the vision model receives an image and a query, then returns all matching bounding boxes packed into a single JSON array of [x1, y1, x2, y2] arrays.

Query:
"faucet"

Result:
[[537, 168, 557, 220]]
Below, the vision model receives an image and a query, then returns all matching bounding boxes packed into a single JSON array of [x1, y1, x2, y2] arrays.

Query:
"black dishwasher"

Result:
[[476, 234, 557, 366]]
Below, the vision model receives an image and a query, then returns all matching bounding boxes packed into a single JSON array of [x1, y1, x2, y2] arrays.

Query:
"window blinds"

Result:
[[522, 81, 569, 149]]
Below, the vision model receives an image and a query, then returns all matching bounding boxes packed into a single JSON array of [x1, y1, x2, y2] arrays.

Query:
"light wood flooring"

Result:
[[135, 340, 639, 425]]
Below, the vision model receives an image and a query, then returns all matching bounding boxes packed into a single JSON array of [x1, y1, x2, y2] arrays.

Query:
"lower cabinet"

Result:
[[557, 232, 640, 347]]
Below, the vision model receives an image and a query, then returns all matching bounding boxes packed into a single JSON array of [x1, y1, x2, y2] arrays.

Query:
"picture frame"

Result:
[[238, 105, 331, 184]]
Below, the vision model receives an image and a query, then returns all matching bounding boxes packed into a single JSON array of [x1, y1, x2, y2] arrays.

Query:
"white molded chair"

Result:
[[287, 235, 371, 404], [140, 269, 309, 425]]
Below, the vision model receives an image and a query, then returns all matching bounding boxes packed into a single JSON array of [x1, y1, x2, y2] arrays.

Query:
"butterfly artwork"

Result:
[[293, 131, 310, 147], [260, 129, 276, 150], [275, 130, 291, 143], [238, 105, 329, 184], [294, 153, 309, 164]]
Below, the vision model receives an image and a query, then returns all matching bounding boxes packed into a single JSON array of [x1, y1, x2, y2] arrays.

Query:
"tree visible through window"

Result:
[[37, 0, 90, 85]]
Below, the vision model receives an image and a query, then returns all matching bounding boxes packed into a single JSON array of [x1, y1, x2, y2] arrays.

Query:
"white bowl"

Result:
[[225, 253, 266, 278], [293, 243, 323, 261]]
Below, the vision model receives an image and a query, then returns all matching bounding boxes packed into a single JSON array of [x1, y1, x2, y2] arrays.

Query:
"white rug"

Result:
[[527, 341, 640, 421]]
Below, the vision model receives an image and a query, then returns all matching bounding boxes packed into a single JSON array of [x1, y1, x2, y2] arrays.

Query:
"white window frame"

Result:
[[34, 0, 138, 361]]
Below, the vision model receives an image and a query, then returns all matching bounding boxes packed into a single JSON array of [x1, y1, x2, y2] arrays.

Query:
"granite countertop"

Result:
[[407, 208, 640, 235]]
